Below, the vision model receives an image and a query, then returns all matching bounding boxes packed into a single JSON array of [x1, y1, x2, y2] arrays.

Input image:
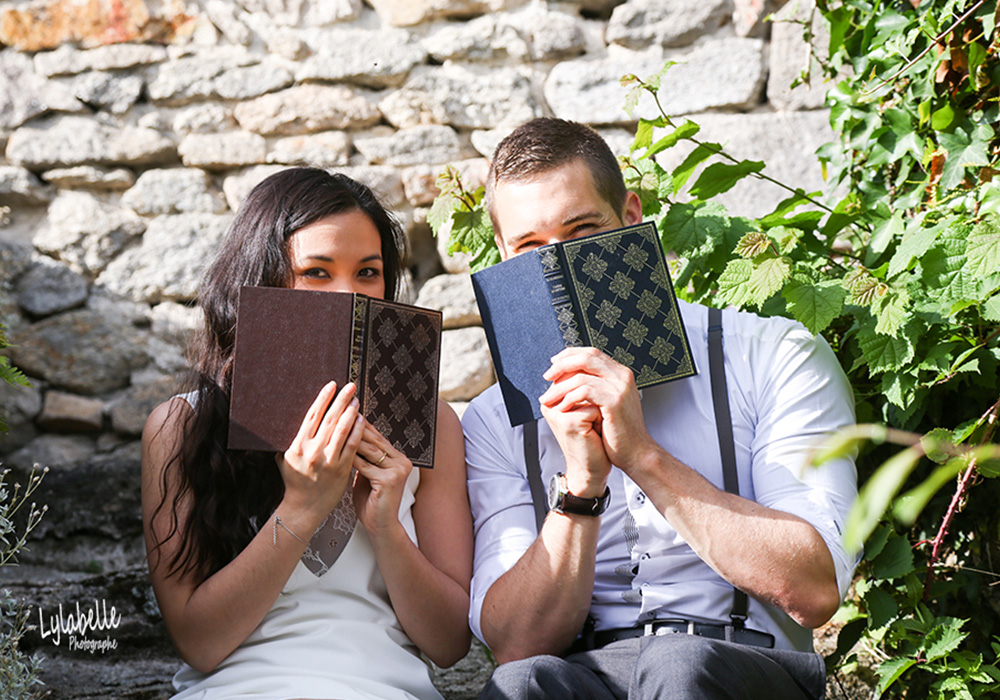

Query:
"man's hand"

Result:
[[540, 347, 655, 477]]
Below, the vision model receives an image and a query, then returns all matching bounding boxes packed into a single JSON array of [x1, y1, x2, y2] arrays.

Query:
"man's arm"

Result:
[[540, 343, 846, 629], [465, 394, 613, 663]]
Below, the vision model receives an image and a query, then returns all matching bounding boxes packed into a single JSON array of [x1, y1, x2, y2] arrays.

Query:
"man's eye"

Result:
[[359, 268, 381, 279]]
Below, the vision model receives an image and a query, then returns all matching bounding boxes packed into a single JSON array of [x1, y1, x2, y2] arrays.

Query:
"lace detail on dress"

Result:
[[300, 482, 358, 577]]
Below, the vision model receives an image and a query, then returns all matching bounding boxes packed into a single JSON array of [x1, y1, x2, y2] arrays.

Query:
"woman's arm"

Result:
[[142, 382, 363, 673], [353, 400, 472, 667]]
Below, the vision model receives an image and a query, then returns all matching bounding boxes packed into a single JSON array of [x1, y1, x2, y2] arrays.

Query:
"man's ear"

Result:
[[494, 232, 509, 261], [623, 191, 643, 225]]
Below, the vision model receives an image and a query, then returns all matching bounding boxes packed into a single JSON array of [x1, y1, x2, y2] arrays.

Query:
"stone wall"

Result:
[[0, 0, 848, 697]]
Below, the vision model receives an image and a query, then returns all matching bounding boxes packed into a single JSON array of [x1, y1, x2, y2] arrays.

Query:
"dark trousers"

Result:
[[478, 635, 826, 700]]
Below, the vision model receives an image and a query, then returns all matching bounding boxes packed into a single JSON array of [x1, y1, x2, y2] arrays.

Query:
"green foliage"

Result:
[[0, 466, 48, 700], [0, 323, 30, 435], [431, 0, 1000, 694]]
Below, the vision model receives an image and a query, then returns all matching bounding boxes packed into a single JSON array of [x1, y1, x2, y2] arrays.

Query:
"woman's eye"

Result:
[[359, 267, 381, 279], [302, 268, 329, 278]]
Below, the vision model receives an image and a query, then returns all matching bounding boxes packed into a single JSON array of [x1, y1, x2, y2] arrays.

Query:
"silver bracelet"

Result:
[[272, 514, 309, 547]]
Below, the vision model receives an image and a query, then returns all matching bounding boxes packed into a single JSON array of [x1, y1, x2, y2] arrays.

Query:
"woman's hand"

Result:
[[353, 422, 412, 536], [277, 381, 365, 527]]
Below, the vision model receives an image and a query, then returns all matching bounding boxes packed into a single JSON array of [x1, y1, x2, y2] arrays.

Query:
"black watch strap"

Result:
[[548, 472, 610, 516]]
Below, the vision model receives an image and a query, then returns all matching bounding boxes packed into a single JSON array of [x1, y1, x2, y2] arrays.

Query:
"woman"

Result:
[[141, 168, 472, 700]]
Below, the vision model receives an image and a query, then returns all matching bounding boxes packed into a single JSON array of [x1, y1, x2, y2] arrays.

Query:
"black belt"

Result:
[[569, 619, 775, 654]]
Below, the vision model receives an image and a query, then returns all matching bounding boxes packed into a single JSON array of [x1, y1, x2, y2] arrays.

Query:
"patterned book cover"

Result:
[[472, 221, 696, 427], [228, 287, 442, 468]]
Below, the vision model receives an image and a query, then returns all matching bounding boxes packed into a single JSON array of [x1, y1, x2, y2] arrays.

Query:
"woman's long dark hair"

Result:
[[151, 167, 406, 583]]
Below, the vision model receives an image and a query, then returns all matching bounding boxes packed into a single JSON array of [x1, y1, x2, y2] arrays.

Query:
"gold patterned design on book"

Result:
[[562, 223, 694, 387]]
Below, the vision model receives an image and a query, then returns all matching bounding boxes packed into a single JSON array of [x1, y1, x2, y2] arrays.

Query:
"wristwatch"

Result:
[[547, 472, 611, 517]]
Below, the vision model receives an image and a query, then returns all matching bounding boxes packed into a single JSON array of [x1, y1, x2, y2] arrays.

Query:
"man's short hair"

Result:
[[486, 118, 628, 233]]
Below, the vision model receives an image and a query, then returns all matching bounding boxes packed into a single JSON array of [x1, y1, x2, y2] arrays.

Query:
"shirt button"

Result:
[[635, 492, 646, 506], [640, 553, 651, 560]]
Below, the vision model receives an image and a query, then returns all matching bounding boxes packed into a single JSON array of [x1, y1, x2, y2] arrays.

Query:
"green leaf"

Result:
[[671, 142, 721, 195], [965, 216, 1000, 279], [931, 102, 958, 131], [856, 323, 915, 373], [893, 457, 968, 525], [924, 618, 968, 662], [659, 201, 729, 260], [870, 531, 915, 580], [747, 255, 790, 307], [983, 292, 1000, 322], [864, 585, 899, 628], [845, 443, 924, 551], [449, 206, 499, 273], [938, 123, 992, 190], [876, 656, 917, 695], [716, 259, 754, 308], [872, 287, 909, 337], [868, 211, 903, 265], [427, 192, 459, 237], [887, 220, 941, 278], [783, 278, 847, 334], [688, 160, 765, 200], [645, 120, 700, 158]]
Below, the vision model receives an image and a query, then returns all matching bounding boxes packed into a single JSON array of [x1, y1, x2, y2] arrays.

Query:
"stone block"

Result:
[[69, 70, 144, 114], [42, 165, 136, 191], [367, 0, 527, 27], [439, 326, 494, 402], [545, 39, 766, 125], [221, 164, 289, 212], [295, 26, 427, 88], [33, 191, 146, 276], [266, 132, 351, 168], [415, 273, 481, 329], [178, 132, 268, 170], [15, 257, 89, 318], [0, 0, 170, 51], [108, 374, 184, 437], [34, 43, 169, 77], [146, 49, 293, 105], [120, 168, 228, 215], [235, 0, 362, 27], [97, 213, 234, 304], [0, 377, 42, 455], [422, 15, 531, 63], [8, 308, 149, 395], [380, 64, 541, 131], [5, 115, 175, 170], [150, 301, 202, 347], [0, 165, 53, 206], [0, 49, 86, 131], [173, 103, 237, 135], [355, 125, 463, 167], [39, 390, 104, 432], [234, 84, 381, 136], [607, 0, 732, 49], [3, 433, 96, 470]]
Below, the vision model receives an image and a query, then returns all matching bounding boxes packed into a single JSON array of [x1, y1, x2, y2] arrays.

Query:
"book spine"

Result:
[[349, 294, 367, 388], [540, 245, 585, 347]]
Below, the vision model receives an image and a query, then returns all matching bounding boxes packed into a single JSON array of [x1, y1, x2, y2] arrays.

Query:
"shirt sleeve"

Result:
[[462, 394, 541, 645], [743, 317, 860, 598]]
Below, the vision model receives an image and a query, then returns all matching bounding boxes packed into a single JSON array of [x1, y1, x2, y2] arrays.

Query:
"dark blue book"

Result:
[[471, 221, 696, 427]]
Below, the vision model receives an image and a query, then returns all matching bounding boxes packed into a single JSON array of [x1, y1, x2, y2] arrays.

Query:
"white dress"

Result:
[[170, 396, 443, 700]]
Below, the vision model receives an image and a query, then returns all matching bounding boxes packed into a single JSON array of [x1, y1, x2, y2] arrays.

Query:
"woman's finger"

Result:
[[288, 380, 337, 451], [312, 382, 358, 447]]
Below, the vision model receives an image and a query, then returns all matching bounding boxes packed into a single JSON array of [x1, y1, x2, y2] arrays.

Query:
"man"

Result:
[[463, 118, 858, 699]]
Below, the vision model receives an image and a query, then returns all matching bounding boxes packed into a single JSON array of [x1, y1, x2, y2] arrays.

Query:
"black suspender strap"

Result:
[[708, 305, 749, 630], [522, 306, 749, 630], [523, 418, 548, 531]]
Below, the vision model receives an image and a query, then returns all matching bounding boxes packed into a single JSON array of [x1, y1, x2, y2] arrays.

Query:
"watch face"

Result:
[[547, 473, 561, 510]]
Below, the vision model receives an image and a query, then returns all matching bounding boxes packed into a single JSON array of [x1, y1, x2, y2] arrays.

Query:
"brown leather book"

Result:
[[227, 286, 442, 468]]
